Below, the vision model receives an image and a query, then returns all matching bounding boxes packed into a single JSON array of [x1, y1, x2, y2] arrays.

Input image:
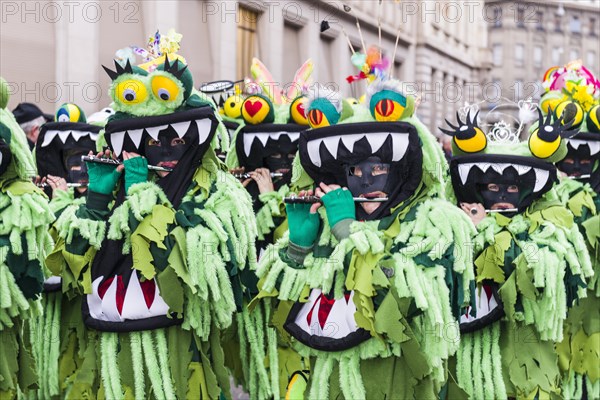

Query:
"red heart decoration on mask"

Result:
[[296, 102, 306, 118], [244, 100, 263, 117]]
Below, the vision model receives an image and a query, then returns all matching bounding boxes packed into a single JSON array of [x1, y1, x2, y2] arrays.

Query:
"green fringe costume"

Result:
[[446, 110, 595, 399], [543, 62, 600, 399], [44, 52, 266, 399], [0, 77, 55, 398], [253, 81, 477, 399]]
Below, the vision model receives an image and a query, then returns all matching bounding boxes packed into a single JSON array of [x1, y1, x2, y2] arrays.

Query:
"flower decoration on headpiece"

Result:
[[541, 60, 600, 116], [346, 46, 390, 84], [121, 29, 186, 73]]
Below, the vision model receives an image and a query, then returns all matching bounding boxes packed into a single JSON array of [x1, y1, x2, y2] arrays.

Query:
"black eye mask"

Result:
[[477, 183, 521, 210], [345, 157, 390, 198], [265, 153, 295, 174], [0, 138, 11, 176], [143, 128, 187, 168]]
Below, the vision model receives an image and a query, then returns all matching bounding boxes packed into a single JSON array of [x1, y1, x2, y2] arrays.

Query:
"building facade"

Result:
[[1, 0, 491, 133], [486, 0, 599, 106]]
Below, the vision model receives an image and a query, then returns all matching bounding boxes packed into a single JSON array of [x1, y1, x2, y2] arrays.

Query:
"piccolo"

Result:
[[284, 195, 388, 204], [234, 172, 284, 179], [569, 174, 591, 180], [81, 156, 173, 172], [37, 182, 87, 188], [470, 207, 519, 214]]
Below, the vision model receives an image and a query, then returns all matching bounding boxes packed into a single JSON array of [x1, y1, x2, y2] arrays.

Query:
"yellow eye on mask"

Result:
[[289, 96, 309, 125], [116, 79, 148, 105], [555, 101, 584, 128], [586, 104, 600, 133], [151, 75, 181, 103]]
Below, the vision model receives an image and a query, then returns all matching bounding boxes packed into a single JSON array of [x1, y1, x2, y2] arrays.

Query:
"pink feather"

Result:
[[286, 59, 314, 102], [251, 58, 282, 104]]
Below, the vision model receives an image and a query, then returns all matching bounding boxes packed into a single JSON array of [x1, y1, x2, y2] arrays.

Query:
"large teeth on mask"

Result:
[[127, 129, 144, 149], [71, 131, 91, 142], [111, 131, 126, 156], [244, 134, 256, 156], [170, 121, 191, 139], [458, 163, 474, 184], [322, 136, 340, 158], [569, 139, 600, 156], [340, 134, 364, 153], [366, 133, 388, 154], [288, 132, 300, 142], [58, 130, 72, 143], [196, 119, 212, 144], [391, 133, 409, 162], [491, 163, 511, 174], [41, 130, 60, 147], [307, 139, 322, 167], [589, 142, 600, 156], [533, 168, 550, 192], [515, 165, 532, 175], [569, 139, 585, 150], [145, 125, 168, 140]]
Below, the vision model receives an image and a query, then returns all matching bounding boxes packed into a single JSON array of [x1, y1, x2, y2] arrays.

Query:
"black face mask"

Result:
[[143, 128, 187, 169], [265, 152, 295, 174], [0, 139, 11, 176], [477, 183, 521, 210], [65, 153, 89, 184], [557, 158, 594, 178], [345, 157, 390, 198]]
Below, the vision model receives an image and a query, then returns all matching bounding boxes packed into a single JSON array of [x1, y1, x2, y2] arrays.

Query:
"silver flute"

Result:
[[234, 172, 284, 179], [37, 182, 87, 188], [569, 174, 591, 180], [81, 156, 173, 172], [284, 195, 388, 204]]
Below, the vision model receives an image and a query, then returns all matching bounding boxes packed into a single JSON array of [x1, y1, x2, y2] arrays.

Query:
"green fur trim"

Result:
[[49, 189, 83, 215], [55, 203, 106, 250], [0, 108, 37, 182], [474, 201, 593, 341], [256, 185, 289, 240]]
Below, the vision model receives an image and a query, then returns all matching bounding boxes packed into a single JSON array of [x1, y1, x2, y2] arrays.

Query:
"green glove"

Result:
[[86, 160, 121, 196], [321, 188, 356, 228], [123, 156, 148, 194], [286, 202, 320, 247]]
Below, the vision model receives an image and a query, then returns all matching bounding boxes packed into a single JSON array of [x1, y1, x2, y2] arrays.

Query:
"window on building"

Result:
[[237, 6, 259, 81], [554, 15, 562, 32], [493, 44, 503, 66], [493, 7, 502, 28], [517, 8, 525, 28], [534, 46, 543, 67], [282, 23, 301, 87], [570, 16, 581, 34], [570, 49, 580, 61], [587, 51, 597, 66], [536, 11, 544, 30], [552, 48, 562, 64], [515, 44, 525, 67], [590, 18, 598, 36]]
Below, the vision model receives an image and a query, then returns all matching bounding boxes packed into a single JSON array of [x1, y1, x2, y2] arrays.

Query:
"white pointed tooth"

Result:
[[90, 133, 99, 141], [58, 130, 71, 143], [458, 164, 473, 185], [588, 142, 600, 156], [392, 133, 409, 161], [568, 139, 585, 149], [322, 136, 340, 157], [288, 132, 300, 142], [196, 119, 212, 144], [111, 131, 126, 156], [476, 163, 492, 173], [307, 138, 323, 167], [341, 134, 363, 152], [256, 133, 270, 147], [149, 281, 170, 316], [491, 163, 511, 174], [367, 132, 388, 153], [71, 130, 88, 141], [145, 125, 168, 140], [0, 152, 2, 167], [533, 168, 550, 192], [41, 130, 60, 147], [170, 121, 191, 138], [128, 129, 144, 149], [121, 272, 146, 320], [515, 165, 532, 176], [87, 277, 104, 320], [269, 132, 283, 141], [244, 134, 257, 156]]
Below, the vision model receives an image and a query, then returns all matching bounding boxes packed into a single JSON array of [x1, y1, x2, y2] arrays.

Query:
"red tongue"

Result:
[[98, 277, 114, 300], [317, 294, 336, 329], [244, 100, 263, 117], [140, 279, 156, 309]]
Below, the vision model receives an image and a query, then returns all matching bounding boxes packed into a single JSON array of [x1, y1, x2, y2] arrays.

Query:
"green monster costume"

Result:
[[45, 33, 264, 399], [540, 61, 600, 399], [253, 76, 477, 399], [0, 76, 55, 398], [445, 101, 594, 399], [221, 58, 314, 398]]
